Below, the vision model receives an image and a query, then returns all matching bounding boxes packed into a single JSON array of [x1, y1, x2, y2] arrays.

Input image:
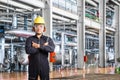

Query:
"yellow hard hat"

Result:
[[34, 16, 45, 24]]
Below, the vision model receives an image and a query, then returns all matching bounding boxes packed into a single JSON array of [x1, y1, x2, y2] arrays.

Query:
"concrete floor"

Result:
[[0, 67, 119, 80]]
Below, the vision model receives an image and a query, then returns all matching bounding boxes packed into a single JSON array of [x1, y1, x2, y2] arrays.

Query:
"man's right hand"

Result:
[[32, 41, 40, 48], [43, 42, 48, 46]]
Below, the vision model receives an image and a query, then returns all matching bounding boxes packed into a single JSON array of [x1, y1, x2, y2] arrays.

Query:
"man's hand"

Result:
[[32, 41, 40, 48], [44, 42, 48, 46]]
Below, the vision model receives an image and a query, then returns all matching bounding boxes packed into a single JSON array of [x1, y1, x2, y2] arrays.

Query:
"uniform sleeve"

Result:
[[25, 37, 39, 54], [39, 37, 55, 53]]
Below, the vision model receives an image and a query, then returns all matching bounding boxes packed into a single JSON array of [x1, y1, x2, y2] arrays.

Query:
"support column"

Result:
[[43, 0, 53, 71], [77, 0, 85, 69], [99, 0, 107, 67], [114, 6, 120, 65]]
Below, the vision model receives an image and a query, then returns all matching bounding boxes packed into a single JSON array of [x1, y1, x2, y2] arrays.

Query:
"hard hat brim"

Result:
[[34, 23, 45, 25]]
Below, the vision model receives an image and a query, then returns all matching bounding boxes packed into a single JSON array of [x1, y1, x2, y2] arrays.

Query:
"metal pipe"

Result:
[[24, 16, 28, 30], [19, 0, 45, 8], [0, 0, 33, 10], [12, 14, 17, 29]]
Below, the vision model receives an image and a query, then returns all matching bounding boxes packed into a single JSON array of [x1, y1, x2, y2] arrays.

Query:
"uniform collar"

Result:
[[34, 34, 44, 39]]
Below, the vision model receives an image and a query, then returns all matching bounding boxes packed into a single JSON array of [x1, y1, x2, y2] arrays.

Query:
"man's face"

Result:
[[34, 24, 45, 34]]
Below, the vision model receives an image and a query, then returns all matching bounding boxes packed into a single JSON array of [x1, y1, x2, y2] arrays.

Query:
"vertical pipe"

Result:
[[69, 49, 72, 64], [12, 14, 17, 29], [32, 13, 37, 26], [0, 38, 5, 64], [24, 15, 28, 30], [10, 39, 14, 63], [61, 32, 65, 66]]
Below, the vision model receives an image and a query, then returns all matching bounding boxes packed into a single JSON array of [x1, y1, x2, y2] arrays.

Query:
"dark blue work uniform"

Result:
[[25, 35, 55, 80]]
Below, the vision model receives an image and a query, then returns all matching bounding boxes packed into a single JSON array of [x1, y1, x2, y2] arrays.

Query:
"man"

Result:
[[25, 16, 55, 80]]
